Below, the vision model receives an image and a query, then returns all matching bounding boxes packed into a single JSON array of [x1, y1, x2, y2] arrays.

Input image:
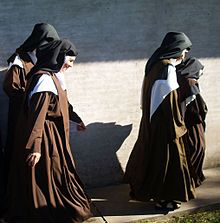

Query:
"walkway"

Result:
[[86, 167, 220, 223]]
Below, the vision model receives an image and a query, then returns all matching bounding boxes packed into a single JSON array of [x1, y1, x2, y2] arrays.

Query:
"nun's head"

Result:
[[159, 32, 192, 59], [145, 31, 192, 73], [158, 32, 192, 66], [18, 23, 60, 53], [56, 39, 78, 73], [35, 38, 78, 73]]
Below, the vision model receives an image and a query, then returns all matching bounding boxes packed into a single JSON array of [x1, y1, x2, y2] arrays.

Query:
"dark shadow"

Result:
[[70, 122, 132, 188], [0, 70, 7, 216], [2, 206, 92, 223], [0, 69, 8, 146], [87, 172, 220, 217], [87, 184, 171, 217], [0, 134, 4, 216]]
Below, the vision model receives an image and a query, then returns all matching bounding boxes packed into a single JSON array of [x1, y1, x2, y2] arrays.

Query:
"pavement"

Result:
[[86, 167, 220, 223]]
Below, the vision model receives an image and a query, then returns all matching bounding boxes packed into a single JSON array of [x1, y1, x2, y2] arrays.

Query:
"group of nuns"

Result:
[[124, 32, 207, 210], [1, 23, 91, 223], [0, 23, 207, 223]]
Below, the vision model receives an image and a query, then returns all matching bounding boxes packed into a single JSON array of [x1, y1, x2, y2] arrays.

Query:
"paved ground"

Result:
[[86, 167, 220, 223]]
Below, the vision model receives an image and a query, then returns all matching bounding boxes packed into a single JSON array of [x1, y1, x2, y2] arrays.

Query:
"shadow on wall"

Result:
[[70, 122, 132, 188], [0, 69, 8, 146]]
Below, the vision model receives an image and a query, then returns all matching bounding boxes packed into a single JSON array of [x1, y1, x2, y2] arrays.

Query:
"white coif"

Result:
[[28, 74, 58, 101], [150, 64, 179, 121]]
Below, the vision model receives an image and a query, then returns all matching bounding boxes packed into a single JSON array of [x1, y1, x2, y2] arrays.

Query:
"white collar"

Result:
[[28, 74, 58, 102], [150, 64, 179, 120], [55, 72, 66, 91], [169, 58, 182, 67], [8, 55, 23, 70]]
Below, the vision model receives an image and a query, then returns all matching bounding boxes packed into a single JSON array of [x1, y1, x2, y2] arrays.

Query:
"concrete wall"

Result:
[[0, 0, 219, 188]]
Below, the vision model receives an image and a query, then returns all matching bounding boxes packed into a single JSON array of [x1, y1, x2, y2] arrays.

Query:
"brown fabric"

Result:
[[5, 72, 92, 223], [178, 78, 197, 103], [184, 94, 207, 187], [2, 53, 34, 193], [68, 103, 82, 124], [124, 60, 196, 202], [177, 73, 207, 187], [3, 52, 34, 97]]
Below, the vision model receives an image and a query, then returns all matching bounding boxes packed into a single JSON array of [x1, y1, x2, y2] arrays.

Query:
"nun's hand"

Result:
[[77, 122, 86, 131], [26, 152, 41, 167]]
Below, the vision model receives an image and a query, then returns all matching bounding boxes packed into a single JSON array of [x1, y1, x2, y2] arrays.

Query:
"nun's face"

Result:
[[60, 56, 76, 73], [181, 49, 188, 60], [199, 69, 203, 77], [174, 49, 189, 65]]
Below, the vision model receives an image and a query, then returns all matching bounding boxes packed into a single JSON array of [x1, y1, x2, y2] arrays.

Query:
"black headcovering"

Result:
[[176, 57, 207, 121], [176, 57, 204, 102], [7, 23, 60, 64], [29, 39, 78, 74], [145, 32, 192, 74], [176, 57, 204, 80]]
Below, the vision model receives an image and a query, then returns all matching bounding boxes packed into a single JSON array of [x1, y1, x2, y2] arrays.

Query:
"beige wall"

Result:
[[0, 0, 220, 188]]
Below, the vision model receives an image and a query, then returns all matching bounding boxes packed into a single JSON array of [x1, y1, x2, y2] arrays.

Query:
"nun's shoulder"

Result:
[[31, 73, 58, 96], [8, 55, 24, 70]]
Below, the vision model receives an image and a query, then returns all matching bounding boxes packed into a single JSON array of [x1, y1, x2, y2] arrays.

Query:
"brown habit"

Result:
[[177, 63, 208, 187], [124, 60, 196, 202], [181, 93, 207, 186], [3, 53, 34, 179], [184, 95, 207, 186], [6, 72, 92, 223]]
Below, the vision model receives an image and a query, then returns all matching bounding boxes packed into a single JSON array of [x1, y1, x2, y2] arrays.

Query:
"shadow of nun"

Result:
[[70, 122, 132, 188]]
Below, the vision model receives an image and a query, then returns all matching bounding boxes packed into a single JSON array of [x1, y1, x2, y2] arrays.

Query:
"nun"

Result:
[[4, 39, 92, 223], [124, 32, 196, 210], [3, 23, 60, 189], [176, 57, 208, 187]]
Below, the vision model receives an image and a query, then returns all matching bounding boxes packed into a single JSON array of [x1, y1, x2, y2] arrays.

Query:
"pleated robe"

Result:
[[185, 96, 207, 186], [179, 81, 207, 186], [124, 60, 196, 202], [5, 72, 92, 223], [3, 52, 34, 184], [177, 74, 208, 187]]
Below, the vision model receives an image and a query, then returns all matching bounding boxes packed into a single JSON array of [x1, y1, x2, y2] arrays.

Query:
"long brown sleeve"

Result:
[[25, 92, 50, 153], [178, 78, 198, 102], [68, 102, 82, 123], [162, 90, 187, 141], [3, 65, 26, 98]]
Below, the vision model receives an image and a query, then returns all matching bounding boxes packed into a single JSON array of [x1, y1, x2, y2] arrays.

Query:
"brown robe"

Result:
[[5, 72, 92, 223], [181, 91, 207, 187], [3, 54, 80, 186], [177, 76, 208, 187], [176, 59, 208, 187], [3, 52, 34, 182], [124, 60, 196, 202]]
